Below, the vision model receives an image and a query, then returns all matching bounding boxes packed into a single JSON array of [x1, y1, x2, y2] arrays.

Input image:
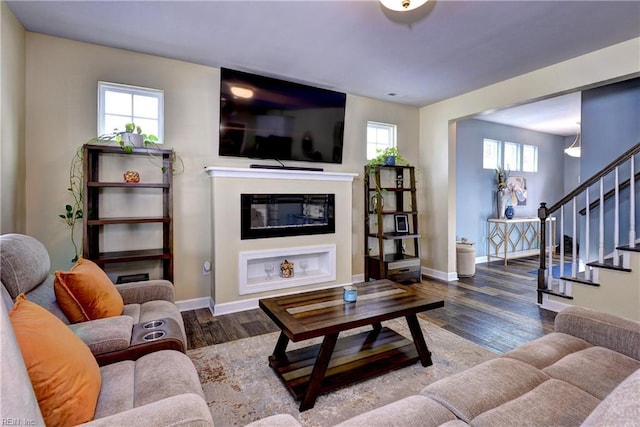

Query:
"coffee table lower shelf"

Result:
[[268, 327, 418, 401]]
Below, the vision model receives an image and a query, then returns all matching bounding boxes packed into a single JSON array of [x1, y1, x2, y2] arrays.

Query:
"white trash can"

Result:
[[456, 242, 476, 277]]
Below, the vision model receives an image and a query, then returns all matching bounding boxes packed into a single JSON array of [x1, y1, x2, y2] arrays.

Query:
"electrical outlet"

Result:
[[202, 261, 211, 275]]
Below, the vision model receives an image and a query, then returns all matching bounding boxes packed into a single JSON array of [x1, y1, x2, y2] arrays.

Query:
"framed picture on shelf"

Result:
[[394, 214, 409, 233]]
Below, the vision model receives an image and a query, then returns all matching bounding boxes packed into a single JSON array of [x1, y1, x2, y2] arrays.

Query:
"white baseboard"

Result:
[[213, 282, 349, 316], [214, 299, 258, 316], [476, 255, 488, 264], [539, 294, 572, 313], [175, 297, 213, 312], [422, 266, 458, 282], [351, 273, 365, 283]]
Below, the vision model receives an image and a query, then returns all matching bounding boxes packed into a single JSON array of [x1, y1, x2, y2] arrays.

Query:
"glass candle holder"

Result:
[[343, 285, 357, 303]]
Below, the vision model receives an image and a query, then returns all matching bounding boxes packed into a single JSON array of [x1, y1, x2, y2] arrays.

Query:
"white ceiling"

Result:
[[7, 1, 640, 135], [476, 92, 582, 136]]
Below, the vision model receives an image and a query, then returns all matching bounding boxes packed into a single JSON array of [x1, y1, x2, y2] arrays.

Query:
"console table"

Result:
[[487, 217, 556, 266]]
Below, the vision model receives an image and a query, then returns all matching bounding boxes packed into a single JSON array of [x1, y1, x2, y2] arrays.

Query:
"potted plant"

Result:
[[366, 146, 408, 167], [115, 123, 159, 153], [365, 147, 409, 210]]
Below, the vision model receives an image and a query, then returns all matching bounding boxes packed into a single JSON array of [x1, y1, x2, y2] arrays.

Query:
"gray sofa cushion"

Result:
[[421, 358, 549, 423], [80, 394, 214, 427], [334, 395, 457, 427], [0, 234, 51, 297], [502, 332, 592, 369], [543, 346, 640, 400], [471, 379, 600, 427], [554, 306, 640, 360], [581, 368, 640, 426], [95, 350, 203, 419]]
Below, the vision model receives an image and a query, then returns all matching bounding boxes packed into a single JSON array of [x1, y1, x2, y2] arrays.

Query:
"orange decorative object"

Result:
[[123, 170, 140, 183]]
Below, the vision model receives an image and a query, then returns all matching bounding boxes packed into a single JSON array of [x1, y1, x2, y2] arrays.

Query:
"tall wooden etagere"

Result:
[[364, 165, 421, 283], [82, 144, 173, 282]]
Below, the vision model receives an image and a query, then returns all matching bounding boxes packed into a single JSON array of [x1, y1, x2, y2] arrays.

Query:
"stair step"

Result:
[[560, 276, 600, 286], [585, 261, 632, 272], [539, 289, 574, 300], [617, 245, 640, 253]]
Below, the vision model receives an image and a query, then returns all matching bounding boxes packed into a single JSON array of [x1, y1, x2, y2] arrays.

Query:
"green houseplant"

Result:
[[366, 146, 408, 167], [366, 147, 409, 210]]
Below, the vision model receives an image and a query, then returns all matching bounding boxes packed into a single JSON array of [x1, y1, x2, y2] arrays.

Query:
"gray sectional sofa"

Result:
[[336, 306, 640, 426]]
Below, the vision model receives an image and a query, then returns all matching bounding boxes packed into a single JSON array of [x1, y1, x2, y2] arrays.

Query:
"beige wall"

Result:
[[419, 37, 640, 278], [1, 2, 26, 234], [23, 33, 418, 301], [25, 34, 218, 301]]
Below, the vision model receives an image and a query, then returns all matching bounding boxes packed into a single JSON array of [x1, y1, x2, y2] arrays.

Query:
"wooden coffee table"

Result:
[[259, 279, 444, 411]]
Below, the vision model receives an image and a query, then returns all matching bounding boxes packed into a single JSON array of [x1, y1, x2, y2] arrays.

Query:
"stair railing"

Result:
[[537, 142, 640, 303]]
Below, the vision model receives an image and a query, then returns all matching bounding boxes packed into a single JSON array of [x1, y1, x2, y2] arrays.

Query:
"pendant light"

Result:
[[564, 122, 581, 158]]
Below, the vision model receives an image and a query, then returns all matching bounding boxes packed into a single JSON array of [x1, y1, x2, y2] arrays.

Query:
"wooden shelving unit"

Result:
[[82, 144, 173, 281], [364, 165, 421, 283]]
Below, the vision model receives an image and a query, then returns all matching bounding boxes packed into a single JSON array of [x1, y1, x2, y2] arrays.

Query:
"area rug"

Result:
[[187, 317, 497, 427]]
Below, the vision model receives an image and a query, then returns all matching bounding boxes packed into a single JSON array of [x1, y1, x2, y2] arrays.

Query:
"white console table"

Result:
[[487, 217, 556, 266]]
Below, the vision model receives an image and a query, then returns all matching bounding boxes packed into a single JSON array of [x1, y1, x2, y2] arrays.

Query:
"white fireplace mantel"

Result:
[[204, 166, 358, 182]]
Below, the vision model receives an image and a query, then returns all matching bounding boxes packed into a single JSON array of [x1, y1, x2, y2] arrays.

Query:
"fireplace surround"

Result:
[[205, 166, 357, 315]]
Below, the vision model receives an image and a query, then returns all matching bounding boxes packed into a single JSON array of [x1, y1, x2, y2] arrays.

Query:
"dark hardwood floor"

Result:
[[182, 256, 557, 354]]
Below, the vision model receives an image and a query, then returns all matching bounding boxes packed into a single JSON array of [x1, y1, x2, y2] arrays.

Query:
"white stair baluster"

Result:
[[599, 178, 604, 264], [630, 155, 636, 248], [585, 189, 591, 281], [574, 197, 581, 279], [614, 167, 620, 266]]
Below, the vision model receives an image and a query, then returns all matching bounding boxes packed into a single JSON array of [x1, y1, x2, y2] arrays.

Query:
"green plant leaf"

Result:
[[58, 214, 66, 219], [65, 205, 73, 212]]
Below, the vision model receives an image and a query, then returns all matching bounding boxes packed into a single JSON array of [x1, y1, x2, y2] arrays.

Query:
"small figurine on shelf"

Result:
[[280, 259, 295, 278]]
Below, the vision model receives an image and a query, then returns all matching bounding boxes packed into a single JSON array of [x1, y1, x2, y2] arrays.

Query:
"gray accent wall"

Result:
[[581, 78, 640, 257], [456, 119, 565, 257]]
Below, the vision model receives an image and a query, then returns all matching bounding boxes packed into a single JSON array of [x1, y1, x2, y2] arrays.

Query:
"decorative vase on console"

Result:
[[496, 190, 507, 219], [505, 204, 515, 219]]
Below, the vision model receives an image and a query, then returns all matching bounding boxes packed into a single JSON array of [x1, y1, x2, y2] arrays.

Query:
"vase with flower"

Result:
[[495, 167, 509, 219]]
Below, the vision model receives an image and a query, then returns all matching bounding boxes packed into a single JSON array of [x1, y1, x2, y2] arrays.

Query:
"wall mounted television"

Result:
[[219, 68, 346, 164]]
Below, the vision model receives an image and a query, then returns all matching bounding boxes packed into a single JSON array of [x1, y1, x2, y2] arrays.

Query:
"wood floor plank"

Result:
[[181, 256, 557, 352]]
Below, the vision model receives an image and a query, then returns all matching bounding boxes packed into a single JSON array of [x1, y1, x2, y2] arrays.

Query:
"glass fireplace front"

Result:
[[241, 194, 335, 239]]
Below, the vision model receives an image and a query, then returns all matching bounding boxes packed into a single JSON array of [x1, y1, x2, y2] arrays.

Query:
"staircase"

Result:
[[537, 142, 640, 321]]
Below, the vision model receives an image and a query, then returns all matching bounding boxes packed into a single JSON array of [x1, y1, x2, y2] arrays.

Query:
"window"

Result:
[[482, 138, 500, 169], [98, 82, 164, 142], [367, 121, 396, 160], [503, 142, 520, 171], [522, 144, 538, 172], [483, 139, 538, 173]]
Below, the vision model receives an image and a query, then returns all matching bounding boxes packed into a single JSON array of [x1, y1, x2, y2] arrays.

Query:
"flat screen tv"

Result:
[[219, 68, 346, 164]]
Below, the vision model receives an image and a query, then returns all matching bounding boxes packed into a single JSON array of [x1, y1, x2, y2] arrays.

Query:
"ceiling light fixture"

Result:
[[380, 0, 429, 12], [564, 122, 581, 158]]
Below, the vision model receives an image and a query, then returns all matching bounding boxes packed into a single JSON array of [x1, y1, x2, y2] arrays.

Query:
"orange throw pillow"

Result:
[[10, 294, 102, 427], [54, 258, 124, 323]]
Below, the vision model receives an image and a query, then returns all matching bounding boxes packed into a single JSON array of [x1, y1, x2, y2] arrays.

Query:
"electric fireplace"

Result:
[[241, 194, 335, 240]]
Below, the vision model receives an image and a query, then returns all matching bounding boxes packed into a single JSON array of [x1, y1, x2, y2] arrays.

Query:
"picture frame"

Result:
[[394, 214, 409, 233]]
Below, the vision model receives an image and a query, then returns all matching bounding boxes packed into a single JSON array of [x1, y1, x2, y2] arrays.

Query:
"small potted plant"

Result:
[[115, 123, 160, 153], [366, 146, 408, 167]]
